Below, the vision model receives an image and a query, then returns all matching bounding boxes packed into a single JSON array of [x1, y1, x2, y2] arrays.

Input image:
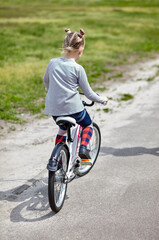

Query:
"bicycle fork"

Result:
[[64, 124, 82, 183]]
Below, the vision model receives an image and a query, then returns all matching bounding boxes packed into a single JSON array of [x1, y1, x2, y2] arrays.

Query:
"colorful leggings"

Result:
[[53, 109, 93, 148]]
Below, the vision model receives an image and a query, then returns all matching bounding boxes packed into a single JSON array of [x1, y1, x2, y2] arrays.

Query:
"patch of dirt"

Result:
[[0, 113, 49, 140]]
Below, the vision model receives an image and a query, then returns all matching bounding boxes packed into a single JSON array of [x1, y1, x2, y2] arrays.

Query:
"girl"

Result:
[[43, 28, 108, 162]]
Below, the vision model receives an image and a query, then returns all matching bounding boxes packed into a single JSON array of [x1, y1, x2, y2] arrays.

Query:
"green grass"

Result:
[[0, 0, 159, 122], [147, 77, 155, 82], [93, 87, 108, 92], [1, 0, 159, 7], [108, 72, 123, 80], [103, 108, 110, 113], [120, 93, 134, 101], [147, 70, 159, 81]]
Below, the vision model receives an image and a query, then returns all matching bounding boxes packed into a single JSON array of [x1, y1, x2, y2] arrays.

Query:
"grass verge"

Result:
[[0, 0, 159, 122]]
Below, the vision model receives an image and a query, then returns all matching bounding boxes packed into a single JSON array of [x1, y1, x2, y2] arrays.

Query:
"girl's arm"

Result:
[[78, 66, 107, 104]]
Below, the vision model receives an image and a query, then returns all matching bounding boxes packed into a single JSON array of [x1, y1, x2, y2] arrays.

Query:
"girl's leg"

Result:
[[70, 109, 93, 148], [80, 124, 93, 149], [79, 124, 93, 159], [55, 128, 67, 144], [52, 116, 67, 144], [70, 110, 93, 159], [51, 117, 67, 169], [55, 128, 67, 165]]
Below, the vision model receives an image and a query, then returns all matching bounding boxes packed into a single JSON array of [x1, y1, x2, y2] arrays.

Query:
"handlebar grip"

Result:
[[82, 100, 94, 107], [80, 92, 94, 107]]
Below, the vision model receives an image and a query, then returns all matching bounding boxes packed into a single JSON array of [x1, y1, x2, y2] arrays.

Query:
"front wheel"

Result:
[[48, 145, 69, 213], [77, 122, 101, 177]]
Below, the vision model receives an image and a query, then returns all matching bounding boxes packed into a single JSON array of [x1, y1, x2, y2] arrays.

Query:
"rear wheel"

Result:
[[77, 122, 101, 177], [48, 145, 69, 213]]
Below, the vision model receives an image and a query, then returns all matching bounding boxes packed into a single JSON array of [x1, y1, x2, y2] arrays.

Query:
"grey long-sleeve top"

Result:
[[43, 57, 105, 116]]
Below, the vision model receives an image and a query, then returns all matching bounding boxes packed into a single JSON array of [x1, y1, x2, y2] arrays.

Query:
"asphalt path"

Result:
[[0, 78, 159, 240]]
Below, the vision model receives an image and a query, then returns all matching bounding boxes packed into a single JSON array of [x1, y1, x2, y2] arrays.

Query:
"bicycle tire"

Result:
[[77, 122, 101, 177], [48, 145, 69, 213]]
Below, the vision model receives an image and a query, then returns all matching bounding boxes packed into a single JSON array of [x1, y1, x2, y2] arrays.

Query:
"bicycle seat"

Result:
[[56, 116, 76, 128]]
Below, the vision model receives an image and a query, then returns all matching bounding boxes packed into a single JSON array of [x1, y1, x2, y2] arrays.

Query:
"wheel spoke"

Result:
[[54, 149, 67, 207]]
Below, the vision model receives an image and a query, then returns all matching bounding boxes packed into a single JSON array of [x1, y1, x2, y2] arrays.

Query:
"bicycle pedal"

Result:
[[81, 159, 92, 166], [74, 162, 80, 168], [73, 158, 80, 167]]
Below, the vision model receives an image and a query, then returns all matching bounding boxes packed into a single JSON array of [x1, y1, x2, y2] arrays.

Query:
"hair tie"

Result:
[[65, 28, 71, 35], [78, 33, 83, 38], [78, 28, 85, 38]]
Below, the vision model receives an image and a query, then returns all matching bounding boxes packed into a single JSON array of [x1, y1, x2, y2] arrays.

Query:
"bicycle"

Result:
[[47, 99, 101, 213]]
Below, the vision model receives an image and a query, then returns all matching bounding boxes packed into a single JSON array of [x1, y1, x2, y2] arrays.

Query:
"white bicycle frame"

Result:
[[65, 123, 82, 181]]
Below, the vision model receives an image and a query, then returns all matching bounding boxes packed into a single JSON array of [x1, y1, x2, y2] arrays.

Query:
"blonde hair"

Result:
[[63, 28, 85, 52]]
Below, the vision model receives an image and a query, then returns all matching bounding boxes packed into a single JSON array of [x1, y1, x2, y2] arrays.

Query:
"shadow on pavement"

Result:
[[10, 177, 55, 222], [100, 147, 159, 157], [0, 177, 69, 222]]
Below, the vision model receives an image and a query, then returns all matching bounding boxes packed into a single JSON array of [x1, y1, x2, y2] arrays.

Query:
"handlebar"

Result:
[[79, 92, 94, 107], [82, 100, 94, 107]]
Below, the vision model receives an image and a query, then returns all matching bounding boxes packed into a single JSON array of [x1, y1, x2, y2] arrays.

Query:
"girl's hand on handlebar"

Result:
[[101, 96, 109, 105]]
